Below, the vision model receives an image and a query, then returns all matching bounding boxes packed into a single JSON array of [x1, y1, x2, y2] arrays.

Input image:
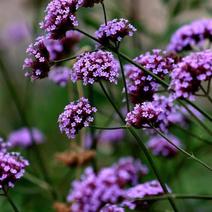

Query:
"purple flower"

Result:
[[76, 0, 102, 8], [125, 49, 178, 104], [0, 138, 11, 153], [167, 19, 212, 52], [122, 180, 166, 209], [58, 97, 97, 139], [72, 50, 119, 85], [48, 67, 72, 86], [100, 204, 124, 212], [67, 157, 147, 212], [125, 102, 162, 128], [95, 19, 136, 43], [99, 129, 124, 144], [0, 152, 29, 189], [7, 128, 44, 149], [23, 36, 51, 80], [147, 135, 181, 157], [170, 50, 212, 100], [40, 0, 78, 39]]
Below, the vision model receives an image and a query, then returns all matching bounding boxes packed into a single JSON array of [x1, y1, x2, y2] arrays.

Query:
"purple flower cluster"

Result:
[[67, 157, 147, 212], [95, 19, 136, 43], [24, 30, 81, 80], [48, 67, 72, 86], [100, 204, 124, 212], [77, 0, 102, 8], [170, 50, 212, 100], [0, 138, 11, 153], [126, 102, 162, 128], [40, 0, 78, 39], [72, 50, 119, 85], [167, 19, 212, 52], [7, 128, 44, 149], [58, 97, 97, 139], [0, 152, 29, 189], [147, 135, 181, 157], [125, 49, 177, 103]]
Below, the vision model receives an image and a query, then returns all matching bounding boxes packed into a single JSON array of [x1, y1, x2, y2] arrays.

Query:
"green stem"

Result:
[[90, 126, 127, 130], [152, 126, 212, 171], [3, 188, 19, 212], [101, 1, 107, 25], [52, 55, 78, 64], [200, 85, 212, 104], [99, 80, 178, 212]]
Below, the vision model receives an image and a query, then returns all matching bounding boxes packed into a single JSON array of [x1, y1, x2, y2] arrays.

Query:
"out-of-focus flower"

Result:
[[167, 19, 212, 52], [122, 180, 166, 209], [125, 50, 178, 104], [126, 102, 162, 128], [72, 50, 119, 85], [0, 152, 29, 189], [48, 67, 72, 87], [7, 128, 44, 149], [76, 0, 102, 8], [23, 36, 51, 80], [1, 22, 30, 44], [55, 150, 96, 166], [100, 204, 124, 212], [40, 0, 78, 39], [58, 97, 97, 139], [147, 135, 181, 157], [0, 138, 11, 153], [99, 129, 124, 143], [170, 50, 212, 100], [67, 157, 147, 212], [95, 19, 136, 43]]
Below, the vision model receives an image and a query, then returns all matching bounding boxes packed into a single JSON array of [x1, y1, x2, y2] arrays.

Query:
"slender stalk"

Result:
[[52, 55, 78, 64], [152, 126, 212, 171], [99, 80, 178, 211], [200, 85, 212, 104], [101, 1, 107, 25], [3, 188, 19, 212], [116, 45, 130, 112], [90, 126, 127, 130]]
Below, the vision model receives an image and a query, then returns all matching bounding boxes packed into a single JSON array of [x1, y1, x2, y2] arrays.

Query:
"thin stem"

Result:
[[152, 126, 212, 171], [3, 188, 19, 212], [98, 81, 178, 211], [116, 44, 130, 112], [174, 125, 212, 145], [101, 1, 107, 25], [99, 81, 125, 123], [200, 84, 212, 104], [127, 127, 179, 212], [90, 126, 127, 130], [52, 55, 78, 64], [207, 79, 211, 94], [180, 101, 212, 136]]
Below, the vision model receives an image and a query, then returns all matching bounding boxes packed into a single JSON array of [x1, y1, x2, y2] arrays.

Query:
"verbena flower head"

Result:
[[147, 135, 181, 157], [167, 19, 212, 52], [99, 129, 124, 144], [40, 0, 78, 39], [170, 50, 212, 100], [76, 0, 102, 8], [7, 128, 44, 149], [72, 50, 119, 85], [23, 36, 51, 80], [48, 67, 72, 86], [123, 180, 166, 209], [67, 157, 147, 212], [0, 152, 29, 189], [95, 19, 136, 43], [125, 49, 177, 104], [100, 204, 124, 212], [0, 138, 10, 153], [58, 97, 97, 139], [125, 102, 162, 128]]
